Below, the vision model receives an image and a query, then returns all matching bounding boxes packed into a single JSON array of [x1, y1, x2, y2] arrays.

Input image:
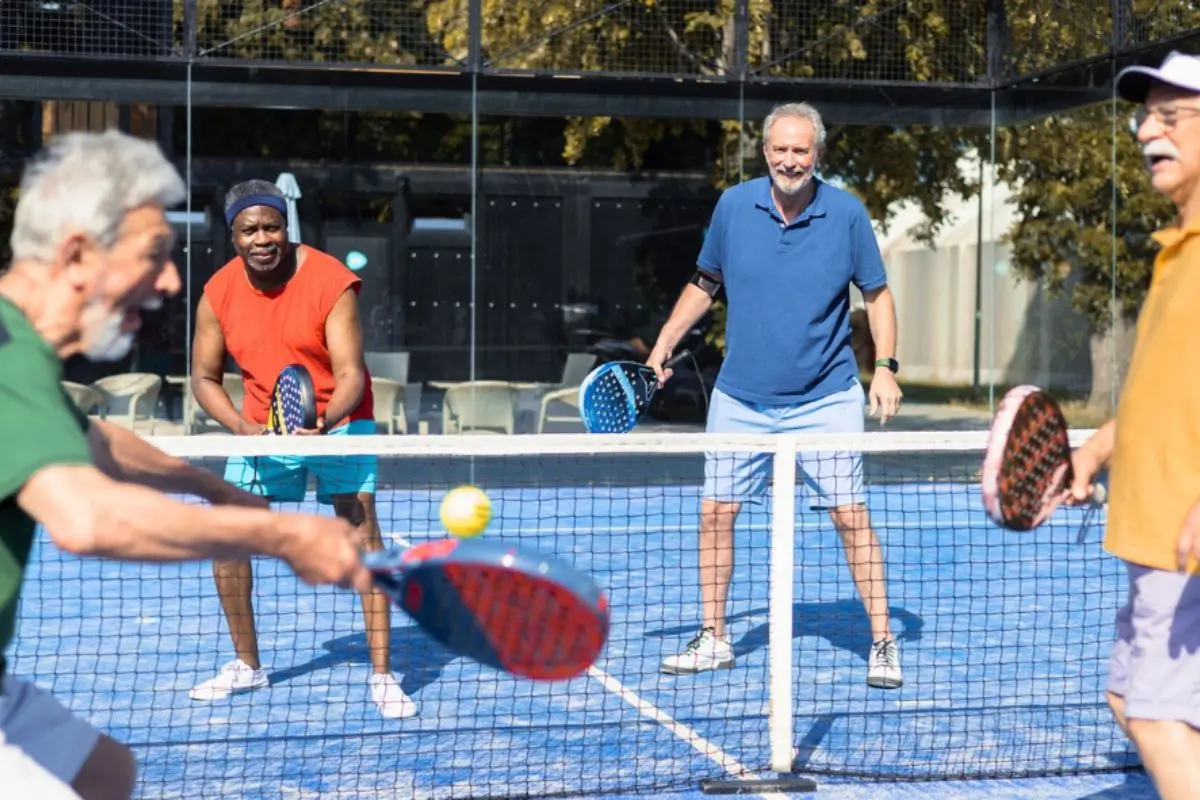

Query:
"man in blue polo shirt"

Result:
[[647, 102, 904, 689]]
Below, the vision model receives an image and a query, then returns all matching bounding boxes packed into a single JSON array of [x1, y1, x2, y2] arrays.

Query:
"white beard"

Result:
[[80, 301, 134, 362], [772, 168, 813, 195]]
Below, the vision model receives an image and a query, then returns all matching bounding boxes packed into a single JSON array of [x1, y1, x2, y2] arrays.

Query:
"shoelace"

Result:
[[685, 628, 715, 652], [873, 639, 898, 668]]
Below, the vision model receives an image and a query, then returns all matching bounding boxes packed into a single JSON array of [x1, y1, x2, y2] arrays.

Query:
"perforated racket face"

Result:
[[268, 364, 317, 434], [579, 362, 657, 434], [365, 539, 609, 680], [981, 385, 1074, 531]]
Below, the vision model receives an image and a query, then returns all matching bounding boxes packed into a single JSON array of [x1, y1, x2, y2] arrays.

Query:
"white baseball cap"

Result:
[[1116, 51, 1200, 103]]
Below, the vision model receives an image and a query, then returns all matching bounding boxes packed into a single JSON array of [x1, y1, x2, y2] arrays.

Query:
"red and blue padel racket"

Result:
[[579, 351, 690, 434], [362, 538, 609, 681], [267, 363, 317, 435], [981, 385, 1106, 534]]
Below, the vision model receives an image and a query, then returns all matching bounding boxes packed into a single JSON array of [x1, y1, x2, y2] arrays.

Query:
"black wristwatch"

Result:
[[875, 358, 899, 374]]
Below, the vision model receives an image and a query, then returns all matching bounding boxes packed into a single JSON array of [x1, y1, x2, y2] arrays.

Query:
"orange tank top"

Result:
[[204, 247, 375, 428]]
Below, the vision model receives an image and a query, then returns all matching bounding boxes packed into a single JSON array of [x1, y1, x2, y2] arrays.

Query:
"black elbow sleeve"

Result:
[[689, 270, 722, 298]]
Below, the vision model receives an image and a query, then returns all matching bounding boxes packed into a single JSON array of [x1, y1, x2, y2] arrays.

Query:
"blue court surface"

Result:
[[10, 477, 1144, 799]]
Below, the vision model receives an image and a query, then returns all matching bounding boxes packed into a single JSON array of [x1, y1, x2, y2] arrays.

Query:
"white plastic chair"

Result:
[[536, 386, 583, 433], [442, 381, 517, 435], [371, 377, 407, 434], [62, 381, 106, 418], [89, 373, 162, 433], [560, 352, 597, 386], [365, 351, 410, 385]]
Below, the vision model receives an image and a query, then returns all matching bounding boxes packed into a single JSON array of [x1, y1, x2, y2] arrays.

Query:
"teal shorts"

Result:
[[223, 419, 377, 504]]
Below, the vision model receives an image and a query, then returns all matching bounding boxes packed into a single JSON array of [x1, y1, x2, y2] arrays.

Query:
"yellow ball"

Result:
[[439, 485, 492, 537]]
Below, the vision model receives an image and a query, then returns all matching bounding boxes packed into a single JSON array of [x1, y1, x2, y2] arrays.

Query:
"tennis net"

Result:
[[12, 430, 1139, 798]]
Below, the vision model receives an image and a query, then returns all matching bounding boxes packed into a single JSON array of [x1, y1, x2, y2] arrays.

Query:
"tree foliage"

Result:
[[995, 104, 1172, 329], [182, 0, 996, 243]]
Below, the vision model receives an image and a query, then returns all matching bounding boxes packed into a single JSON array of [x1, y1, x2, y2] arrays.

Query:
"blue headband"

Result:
[[225, 194, 288, 228]]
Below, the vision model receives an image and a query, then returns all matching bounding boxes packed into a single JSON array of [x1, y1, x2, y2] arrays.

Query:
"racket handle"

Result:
[[663, 350, 691, 370], [1073, 483, 1108, 545]]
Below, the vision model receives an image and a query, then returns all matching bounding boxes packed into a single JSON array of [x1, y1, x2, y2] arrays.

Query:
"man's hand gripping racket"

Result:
[[981, 385, 1107, 541], [363, 538, 610, 680]]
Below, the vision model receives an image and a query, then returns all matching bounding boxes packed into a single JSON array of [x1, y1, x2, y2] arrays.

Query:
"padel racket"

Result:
[[981, 384, 1106, 534], [267, 363, 317, 435], [363, 538, 609, 681], [579, 351, 690, 434]]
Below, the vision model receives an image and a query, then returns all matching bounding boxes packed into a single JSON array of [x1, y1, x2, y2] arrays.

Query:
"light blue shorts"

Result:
[[224, 419, 378, 505], [703, 382, 865, 508]]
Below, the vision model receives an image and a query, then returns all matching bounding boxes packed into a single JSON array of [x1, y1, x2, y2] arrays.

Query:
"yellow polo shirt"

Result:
[[1107, 223, 1200, 573]]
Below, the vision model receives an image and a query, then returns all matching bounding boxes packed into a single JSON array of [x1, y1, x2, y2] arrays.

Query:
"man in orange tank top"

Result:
[[188, 180, 416, 719]]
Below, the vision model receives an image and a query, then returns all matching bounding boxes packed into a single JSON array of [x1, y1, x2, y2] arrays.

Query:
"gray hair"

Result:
[[224, 180, 285, 215], [10, 130, 185, 263], [762, 102, 827, 149]]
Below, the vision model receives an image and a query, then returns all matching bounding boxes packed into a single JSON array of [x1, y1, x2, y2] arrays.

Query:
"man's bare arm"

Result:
[[190, 295, 252, 434], [87, 419, 261, 506], [20, 463, 280, 562], [18, 463, 371, 591], [862, 285, 898, 362], [653, 282, 716, 357], [322, 289, 367, 430]]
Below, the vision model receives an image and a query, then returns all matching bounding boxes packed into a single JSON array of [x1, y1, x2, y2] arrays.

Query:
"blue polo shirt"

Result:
[[698, 176, 887, 405]]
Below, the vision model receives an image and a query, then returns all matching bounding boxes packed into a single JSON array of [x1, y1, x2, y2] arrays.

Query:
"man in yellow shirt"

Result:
[[1072, 51, 1200, 800]]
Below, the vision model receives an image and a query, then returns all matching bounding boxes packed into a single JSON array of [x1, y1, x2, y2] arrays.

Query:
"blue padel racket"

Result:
[[267, 363, 318, 435], [579, 351, 690, 434], [981, 385, 1106, 537], [363, 538, 609, 680]]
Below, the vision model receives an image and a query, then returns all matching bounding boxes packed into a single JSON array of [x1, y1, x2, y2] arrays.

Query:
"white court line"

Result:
[[390, 534, 786, 798], [586, 665, 789, 800]]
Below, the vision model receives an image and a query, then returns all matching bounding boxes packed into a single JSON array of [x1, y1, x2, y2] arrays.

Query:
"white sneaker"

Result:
[[867, 638, 903, 689], [189, 658, 269, 701], [369, 673, 419, 719], [660, 628, 735, 675]]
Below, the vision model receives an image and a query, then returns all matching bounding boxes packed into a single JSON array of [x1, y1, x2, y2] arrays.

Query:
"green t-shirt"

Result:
[[0, 296, 92, 662]]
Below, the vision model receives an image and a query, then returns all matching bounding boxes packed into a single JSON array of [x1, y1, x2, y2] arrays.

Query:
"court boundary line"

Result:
[[586, 665, 791, 800], [389, 534, 787, 799]]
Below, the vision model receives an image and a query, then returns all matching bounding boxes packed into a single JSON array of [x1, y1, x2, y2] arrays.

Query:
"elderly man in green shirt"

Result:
[[0, 129, 372, 799]]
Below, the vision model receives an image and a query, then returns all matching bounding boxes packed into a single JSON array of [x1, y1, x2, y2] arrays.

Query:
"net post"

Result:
[[768, 434, 797, 774], [701, 435, 816, 794]]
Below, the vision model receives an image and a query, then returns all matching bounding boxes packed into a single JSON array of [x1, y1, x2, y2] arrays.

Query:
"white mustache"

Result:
[[1144, 139, 1181, 160], [139, 295, 164, 312]]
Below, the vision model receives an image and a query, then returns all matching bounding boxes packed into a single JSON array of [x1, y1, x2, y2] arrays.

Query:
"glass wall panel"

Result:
[[986, 71, 1142, 425]]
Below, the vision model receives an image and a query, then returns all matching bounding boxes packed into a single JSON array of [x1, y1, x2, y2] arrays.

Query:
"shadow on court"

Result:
[[265, 625, 457, 695], [644, 600, 925, 661], [1072, 769, 1154, 799]]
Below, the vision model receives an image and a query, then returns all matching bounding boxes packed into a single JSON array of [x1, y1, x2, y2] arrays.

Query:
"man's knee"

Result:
[[72, 735, 136, 800], [829, 503, 870, 534], [700, 499, 739, 534], [1106, 691, 1129, 735], [333, 491, 378, 527]]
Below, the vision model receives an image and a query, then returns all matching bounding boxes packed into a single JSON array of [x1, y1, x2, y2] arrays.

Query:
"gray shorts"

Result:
[[1107, 561, 1200, 727], [0, 674, 100, 790]]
